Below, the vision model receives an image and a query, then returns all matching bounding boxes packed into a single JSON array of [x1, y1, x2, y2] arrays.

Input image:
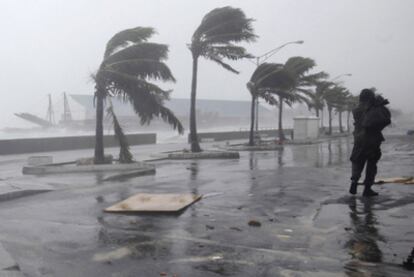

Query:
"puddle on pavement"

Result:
[[313, 204, 349, 229]]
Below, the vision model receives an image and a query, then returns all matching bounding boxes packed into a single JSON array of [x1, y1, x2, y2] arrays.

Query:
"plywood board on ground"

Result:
[[375, 177, 413, 184], [105, 193, 202, 213]]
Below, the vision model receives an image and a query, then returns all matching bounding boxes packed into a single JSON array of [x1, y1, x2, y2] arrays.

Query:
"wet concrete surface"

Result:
[[0, 136, 413, 276]]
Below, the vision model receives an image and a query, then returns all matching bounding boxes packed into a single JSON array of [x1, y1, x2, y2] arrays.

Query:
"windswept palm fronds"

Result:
[[247, 57, 323, 143], [93, 27, 183, 163], [189, 6, 257, 152]]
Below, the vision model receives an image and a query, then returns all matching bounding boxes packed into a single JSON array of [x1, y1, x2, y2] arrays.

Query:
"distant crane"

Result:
[[15, 92, 74, 128], [45, 94, 55, 124], [61, 92, 73, 123]]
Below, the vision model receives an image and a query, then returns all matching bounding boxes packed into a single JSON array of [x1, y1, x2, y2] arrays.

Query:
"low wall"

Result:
[[0, 133, 156, 155], [189, 129, 293, 142]]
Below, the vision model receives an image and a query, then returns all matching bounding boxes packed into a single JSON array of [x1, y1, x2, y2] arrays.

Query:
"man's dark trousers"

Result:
[[351, 144, 382, 186]]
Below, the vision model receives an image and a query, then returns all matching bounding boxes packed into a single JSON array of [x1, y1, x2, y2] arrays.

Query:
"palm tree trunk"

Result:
[[321, 108, 324, 128], [248, 94, 256, 146], [339, 111, 343, 133], [94, 90, 105, 164], [278, 95, 285, 142], [328, 107, 332, 135], [190, 55, 202, 152], [315, 108, 321, 134]]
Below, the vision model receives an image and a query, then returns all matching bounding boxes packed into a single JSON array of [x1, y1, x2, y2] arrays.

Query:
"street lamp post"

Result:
[[250, 40, 304, 132]]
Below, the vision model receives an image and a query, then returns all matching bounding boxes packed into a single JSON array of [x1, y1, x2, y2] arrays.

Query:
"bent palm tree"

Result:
[[324, 85, 347, 135], [309, 80, 332, 117], [311, 80, 334, 130], [273, 57, 323, 141], [247, 63, 290, 145], [189, 6, 257, 152], [334, 88, 350, 133], [93, 27, 184, 164], [247, 58, 323, 143], [345, 94, 359, 132]]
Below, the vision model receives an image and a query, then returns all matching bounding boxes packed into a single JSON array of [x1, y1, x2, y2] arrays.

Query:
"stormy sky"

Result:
[[1, 0, 413, 129]]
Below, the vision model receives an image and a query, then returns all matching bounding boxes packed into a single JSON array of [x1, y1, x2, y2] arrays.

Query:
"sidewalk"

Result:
[[0, 182, 52, 276], [0, 242, 22, 276]]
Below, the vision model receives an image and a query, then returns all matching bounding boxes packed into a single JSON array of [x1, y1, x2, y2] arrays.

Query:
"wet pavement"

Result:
[[0, 135, 413, 276]]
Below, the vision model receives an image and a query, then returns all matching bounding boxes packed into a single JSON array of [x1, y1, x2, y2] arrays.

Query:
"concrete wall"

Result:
[[189, 129, 293, 142], [0, 133, 156, 155]]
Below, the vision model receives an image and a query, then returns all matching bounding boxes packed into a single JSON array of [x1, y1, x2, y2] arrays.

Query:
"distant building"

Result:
[[70, 95, 276, 129]]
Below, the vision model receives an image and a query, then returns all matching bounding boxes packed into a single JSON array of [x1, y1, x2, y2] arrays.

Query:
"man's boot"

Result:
[[363, 185, 378, 197], [349, 181, 358, 195]]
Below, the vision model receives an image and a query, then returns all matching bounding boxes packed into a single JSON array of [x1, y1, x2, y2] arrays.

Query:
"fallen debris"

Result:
[[230, 227, 242, 232], [93, 247, 131, 262], [202, 192, 224, 199], [358, 176, 414, 185], [375, 177, 413, 184], [404, 179, 414, 185], [206, 225, 215, 230], [403, 247, 414, 270], [105, 193, 202, 213], [248, 220, 261, 227]]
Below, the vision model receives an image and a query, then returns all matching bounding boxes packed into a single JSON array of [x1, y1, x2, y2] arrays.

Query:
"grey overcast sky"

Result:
[[1, 0, 413, 128]]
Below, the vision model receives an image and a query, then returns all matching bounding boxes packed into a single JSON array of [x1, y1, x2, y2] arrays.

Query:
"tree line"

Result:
[[91, 6, 360, 164]]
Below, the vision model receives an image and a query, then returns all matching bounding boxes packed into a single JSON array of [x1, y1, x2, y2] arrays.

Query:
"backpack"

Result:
[[362, 105, 391, 131]]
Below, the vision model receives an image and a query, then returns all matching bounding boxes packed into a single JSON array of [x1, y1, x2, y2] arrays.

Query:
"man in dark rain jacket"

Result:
[[349, 89, 391, 197]]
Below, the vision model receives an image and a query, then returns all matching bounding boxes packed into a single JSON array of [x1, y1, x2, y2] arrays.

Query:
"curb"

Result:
[[22, 162, 154, 175], [103, 168, 156, 182], [167, 151, 240, 160]]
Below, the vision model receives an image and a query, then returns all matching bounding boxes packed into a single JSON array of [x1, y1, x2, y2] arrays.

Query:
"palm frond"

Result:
[[299, 71, 329, 86], [105, 59, 176, 82], [103, 43, 169, 66], [193, 6, 257, 45], [158, 106, 185, 134], [295, 88, 314, 98], [100, 69, 171, 99], [284, 56, 315, 77], [204, 45, 253, 60], [104, 27, 155, 58], [207, 56, 239, 73], [127, 89, 184, 134], [250, 63, 282, 82], [294, 94, 313, 110], [101, 70, 181, 132], [258, 91, 278, 106], [252, 63, 293, 90]]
